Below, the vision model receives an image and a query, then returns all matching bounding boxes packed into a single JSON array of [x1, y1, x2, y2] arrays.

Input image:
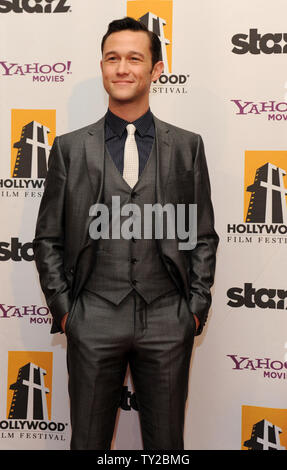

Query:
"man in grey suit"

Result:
[[33, 17, 219, 450]]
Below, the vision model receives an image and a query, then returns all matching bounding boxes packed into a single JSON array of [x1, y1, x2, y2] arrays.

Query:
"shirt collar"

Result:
[[105, 108, 154, 139]]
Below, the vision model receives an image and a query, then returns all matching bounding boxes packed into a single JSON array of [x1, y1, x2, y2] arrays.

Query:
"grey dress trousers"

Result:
[[65, 287, 196, 450]]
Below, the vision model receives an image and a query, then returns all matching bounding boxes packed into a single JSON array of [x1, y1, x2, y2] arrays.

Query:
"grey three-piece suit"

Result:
[[33, 114, 219, 450]]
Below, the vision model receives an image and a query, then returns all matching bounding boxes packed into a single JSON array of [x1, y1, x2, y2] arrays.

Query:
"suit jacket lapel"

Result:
[[71, 118, 106, 299], [84, 114, 172, 206], [153, 117, 187, 296], [154, 116, 172, 206], [84, 116, 105, 201]]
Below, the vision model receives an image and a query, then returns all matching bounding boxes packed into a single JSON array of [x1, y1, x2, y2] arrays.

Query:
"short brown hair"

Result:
[[101, 16, 161, 68]]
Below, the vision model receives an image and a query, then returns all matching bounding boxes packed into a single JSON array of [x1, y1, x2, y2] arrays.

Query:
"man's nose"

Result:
[[117, 58, 129, 74]]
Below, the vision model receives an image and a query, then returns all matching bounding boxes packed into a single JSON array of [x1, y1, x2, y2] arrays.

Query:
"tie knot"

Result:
[[126, 123, 136, 136]]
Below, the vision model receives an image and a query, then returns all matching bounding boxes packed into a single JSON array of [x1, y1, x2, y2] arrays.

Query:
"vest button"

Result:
[[131, 258, 138, 264], [131, 191, 137, 198], [132, 280, 138, 285], [131, 237, 137, 243]]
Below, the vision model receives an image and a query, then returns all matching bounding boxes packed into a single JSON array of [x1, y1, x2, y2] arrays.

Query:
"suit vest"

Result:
[[84, 139, 178, 304]]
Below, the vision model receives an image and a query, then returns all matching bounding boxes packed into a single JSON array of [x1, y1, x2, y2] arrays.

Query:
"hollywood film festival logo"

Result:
[[0, 109, 56, 199], [0, 352, 68, 444], [242, 406, 287, 450], [226, 151, 287, 245], [127, 0, 190, 95]]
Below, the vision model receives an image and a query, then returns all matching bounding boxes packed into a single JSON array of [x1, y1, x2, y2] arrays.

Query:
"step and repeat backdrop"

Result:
[[0, 0, 287, 451]]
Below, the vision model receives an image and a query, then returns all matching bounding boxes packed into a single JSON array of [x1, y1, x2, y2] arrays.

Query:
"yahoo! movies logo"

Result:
[[0, 0, 71, 13], [0, 60, 72, 83], [242, 405, 287, 450], [227, 151, 287, 245], [231, 99, 287, 122], [127, 0, 190, 94], [0, 109, 56, 199], [227, 355, 287, 381], [0, 302, 51, 326], [0, 351, 68, 443]]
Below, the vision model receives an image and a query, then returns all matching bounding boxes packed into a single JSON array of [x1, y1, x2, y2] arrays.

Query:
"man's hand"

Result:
[[61, 312, 69, 333], [193, 314, 200, 332]]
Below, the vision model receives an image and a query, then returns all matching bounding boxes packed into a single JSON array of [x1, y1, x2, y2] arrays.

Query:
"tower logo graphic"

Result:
[[127, 0, 173, 73], [7, 351, 53, 421], [11, 109, 56, 180], [242, 405, 287, 450], [9, 362, 50, 420], [244, 151, 287, 224], [138, 11, 170, 73], [13, 121, 51, 179], [244, 419, 285, 450]]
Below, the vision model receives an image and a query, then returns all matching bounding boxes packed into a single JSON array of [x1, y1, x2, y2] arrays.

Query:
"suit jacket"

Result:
[[33, 115, 219, 335]]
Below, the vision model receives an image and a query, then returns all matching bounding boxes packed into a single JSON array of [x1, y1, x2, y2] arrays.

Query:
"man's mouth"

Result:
[[112, 80, 134, 84]]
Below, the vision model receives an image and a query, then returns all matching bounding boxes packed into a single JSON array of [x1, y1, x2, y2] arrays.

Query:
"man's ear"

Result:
[[100, 59, 103, 72], [151, 60, 164, 83]]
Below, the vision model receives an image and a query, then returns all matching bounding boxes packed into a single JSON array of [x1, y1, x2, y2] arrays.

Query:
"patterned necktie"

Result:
[[123, 123, 139, 188]]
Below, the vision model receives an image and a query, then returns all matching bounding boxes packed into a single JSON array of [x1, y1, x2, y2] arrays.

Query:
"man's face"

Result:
[[101, 29, 163, 106]]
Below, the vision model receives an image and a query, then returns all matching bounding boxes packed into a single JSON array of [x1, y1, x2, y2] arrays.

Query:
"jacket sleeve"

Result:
[[189, 134, 219, 335], [33, 136, 71, 333]]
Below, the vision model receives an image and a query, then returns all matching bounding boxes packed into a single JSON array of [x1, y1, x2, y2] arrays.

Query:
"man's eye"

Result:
[[130, 57, 140, 61]]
